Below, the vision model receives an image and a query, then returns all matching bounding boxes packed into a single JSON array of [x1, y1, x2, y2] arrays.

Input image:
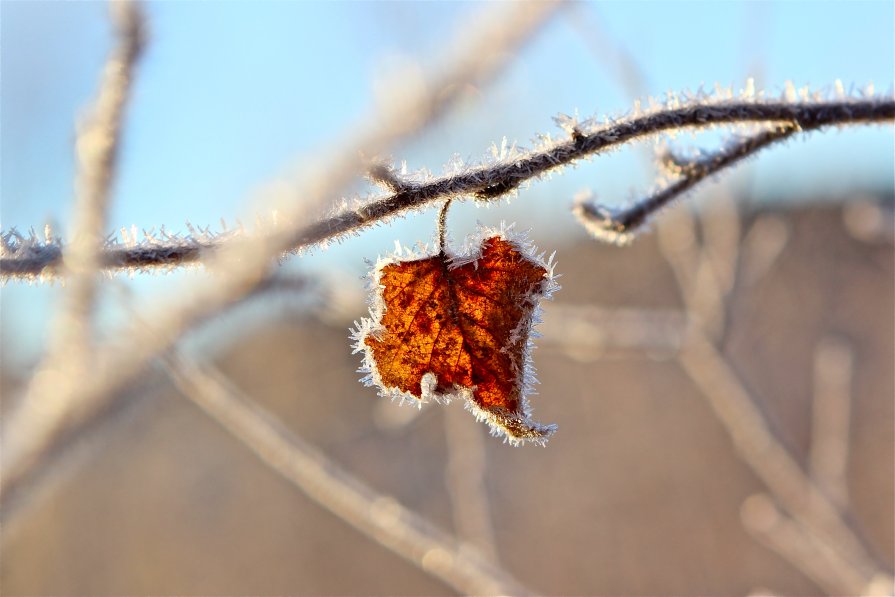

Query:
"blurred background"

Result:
[[1, 1, 893, 595]]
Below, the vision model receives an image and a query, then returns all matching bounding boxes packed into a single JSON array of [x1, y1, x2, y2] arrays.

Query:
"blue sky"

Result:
[[2, 1, 893, 367]]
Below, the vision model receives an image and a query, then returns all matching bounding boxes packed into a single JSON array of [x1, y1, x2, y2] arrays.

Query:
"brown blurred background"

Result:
[[2, 195, 892, 596]]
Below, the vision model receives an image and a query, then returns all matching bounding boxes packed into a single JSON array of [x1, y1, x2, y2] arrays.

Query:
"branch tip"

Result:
[[367, 163, 405, 192], [578, 123, 805, 244], [572, 199, 635, 246]]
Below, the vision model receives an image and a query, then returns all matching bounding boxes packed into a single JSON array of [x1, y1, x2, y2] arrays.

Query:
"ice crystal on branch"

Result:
[[3, 81, 892, 282], [352, 226, 558, 445]]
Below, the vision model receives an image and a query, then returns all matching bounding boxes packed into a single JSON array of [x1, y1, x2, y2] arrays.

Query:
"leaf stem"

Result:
[[437, 199, 453, 254]]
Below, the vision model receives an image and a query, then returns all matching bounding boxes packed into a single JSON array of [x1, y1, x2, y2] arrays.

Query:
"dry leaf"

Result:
[[353, 227, 558, 445]]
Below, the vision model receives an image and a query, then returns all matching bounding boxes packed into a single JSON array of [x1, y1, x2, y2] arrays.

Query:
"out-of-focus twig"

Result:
[[0, 379, 157, 544], [740, 493, 874, 595], [654, 201, 731, 340], [678, 331, 888, 589], [443, 402, 499, 561], [656, 187, 743, 341], [51, 0, 145, 362], [689, 189, 741, 340], [562, 2, 650, 103], [378, 1, 565, 138], [0, 270, 319, 543], [739, 214, 790, 286], [1, 0, 145, 514], [538, 303, 688, 359], [656, 186, 891, 592], [163, 352, 533, 596], [810, 337, 854, 509]]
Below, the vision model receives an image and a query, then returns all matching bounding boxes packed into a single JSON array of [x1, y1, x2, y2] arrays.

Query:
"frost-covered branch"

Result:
[[2, 94, 891, 280], [0, 226, 220, 279], [574, 123, 799, 244]]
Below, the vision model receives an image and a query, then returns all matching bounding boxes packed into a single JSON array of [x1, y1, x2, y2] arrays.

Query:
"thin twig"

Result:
[[443, 402, 499, 561], [659, 189, 884, 587], [666, 188, 741, 341], [537, 303, 688, 358], [575, 124, 799, 244], [51, 0, 145, 358], [678, 330, 888, 586], [809, 337, 854, 509], [563, 3, 650, 103], [37, 0, 144, 370], [657, 193, 891, 591], [740, 493, 873, 595], [0, 271, 319, 544], [162, 352, 533, 596], [0, 377, 157, 544], [0, 0, 145, 509], [2, 97, 891, 280]]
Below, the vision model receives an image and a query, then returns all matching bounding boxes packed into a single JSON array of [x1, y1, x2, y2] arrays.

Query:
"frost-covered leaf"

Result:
[[353, 228, 558, 445]]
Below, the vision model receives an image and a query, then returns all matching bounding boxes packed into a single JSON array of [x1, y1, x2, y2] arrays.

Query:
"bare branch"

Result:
[[563, 2, 650, 103], [443, 403, 499, 561], [810, 337, 854, 509], [3, 96, 891, 280], [0, 377, 156, 544], [537, 303, 687, 357], [575, 124, 798, 244], [163, 352, 533, 596], [740, 493, 875, 595], [678, 330, 889, 586], [383, 1, 564, 138], [0, 271, 319, 543], [45, 0, 144, 361], [739, 214, 790, 286], [652, 193, 892, 592], [0, 0, 146, 511]]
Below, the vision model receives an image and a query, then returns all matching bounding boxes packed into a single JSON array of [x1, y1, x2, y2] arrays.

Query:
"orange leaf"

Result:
[[353, 227, 558, 445]]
